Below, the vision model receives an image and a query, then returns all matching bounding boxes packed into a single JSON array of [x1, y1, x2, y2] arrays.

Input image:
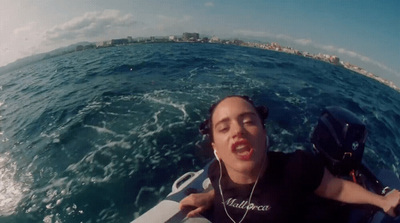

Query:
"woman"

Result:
[[179, 95, 400, 222]]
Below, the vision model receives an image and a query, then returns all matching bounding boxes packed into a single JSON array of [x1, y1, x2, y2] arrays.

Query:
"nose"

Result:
[[232, 121, 244, 138]]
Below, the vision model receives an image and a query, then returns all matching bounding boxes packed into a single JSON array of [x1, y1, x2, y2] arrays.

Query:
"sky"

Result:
[[1, 0, 399, 86]]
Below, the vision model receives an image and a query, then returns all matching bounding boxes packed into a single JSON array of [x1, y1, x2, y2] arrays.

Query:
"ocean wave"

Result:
[[0, 43, 399, 222]]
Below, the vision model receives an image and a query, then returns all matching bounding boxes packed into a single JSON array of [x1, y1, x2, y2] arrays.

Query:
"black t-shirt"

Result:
[[208, 150, 325, 223]]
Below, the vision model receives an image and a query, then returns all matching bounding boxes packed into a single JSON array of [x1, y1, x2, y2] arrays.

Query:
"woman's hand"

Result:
[[179, 189, 215, 217], [315, 168, 400, 218], [381, 189, 400, 217]]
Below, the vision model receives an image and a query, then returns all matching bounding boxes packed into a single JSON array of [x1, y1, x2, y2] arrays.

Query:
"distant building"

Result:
[[111, 38, 129, 45], [329, 56, 340, 65], [156, 36, 169, 42], [135, 37, 146, 43], [233, 39, 244, 45], [271, 42, 282, 51], [96, 40, 112, 48], [200, 37, 209, 43], [210, 36, 220, 43], [169, 35, 178, 41], [182, 32, 199, 41]]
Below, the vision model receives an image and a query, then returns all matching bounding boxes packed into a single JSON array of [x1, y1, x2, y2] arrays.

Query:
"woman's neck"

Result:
[[226, 155, 268, 185]]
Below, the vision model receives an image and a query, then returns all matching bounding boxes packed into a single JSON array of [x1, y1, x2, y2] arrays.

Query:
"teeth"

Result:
[[235, 144, 248, 152], [232, 141, 253, 160]]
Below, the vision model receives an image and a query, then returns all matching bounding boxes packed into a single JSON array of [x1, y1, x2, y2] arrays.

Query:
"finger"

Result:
[[187, 207, 205, 218], [179, 196, 194, 210], [179, 201, 191, 210]]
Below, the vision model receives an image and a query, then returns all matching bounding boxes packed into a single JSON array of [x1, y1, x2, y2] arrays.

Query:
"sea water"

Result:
[[0, 43, 399, 222]]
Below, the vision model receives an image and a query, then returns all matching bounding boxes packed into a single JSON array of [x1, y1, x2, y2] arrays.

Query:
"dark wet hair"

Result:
[[199, 95, 269, 142]]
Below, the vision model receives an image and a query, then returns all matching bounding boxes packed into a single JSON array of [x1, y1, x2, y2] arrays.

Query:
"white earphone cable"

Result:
[[217, 155, 265, 223]]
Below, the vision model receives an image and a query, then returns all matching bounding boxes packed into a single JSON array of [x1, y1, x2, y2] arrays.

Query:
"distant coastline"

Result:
[[1, 33, 398, 92]]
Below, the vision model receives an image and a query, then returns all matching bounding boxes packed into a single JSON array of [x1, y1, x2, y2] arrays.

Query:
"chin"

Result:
[[234, 160, 259, 173]]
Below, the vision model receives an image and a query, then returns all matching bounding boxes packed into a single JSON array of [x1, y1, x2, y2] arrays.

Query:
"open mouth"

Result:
[[232, 139, 254, 160]]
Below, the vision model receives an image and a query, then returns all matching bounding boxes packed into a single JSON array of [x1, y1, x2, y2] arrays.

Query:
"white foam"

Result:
[[143, 91, 188, 120], [389, 148, 400, 178], [0, 153, 30, 216], [138, 110, 163, 138], [43, 213, 62, 223], [84, 124, 123, 137], [137, 125, 162, 139], [40, 132, 60, 143], [0, 101, 4, 138], [43, 215, 52, 223], [99, 140, 132, 150], [188, 67, 199, 79], [280, 129, 293, 136]]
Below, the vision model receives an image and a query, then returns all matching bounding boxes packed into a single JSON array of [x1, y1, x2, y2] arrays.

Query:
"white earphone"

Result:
[[214, 150, 220, 161]]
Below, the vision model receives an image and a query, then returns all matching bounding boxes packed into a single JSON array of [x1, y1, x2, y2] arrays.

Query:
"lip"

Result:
[[231, 139, 254, 161]]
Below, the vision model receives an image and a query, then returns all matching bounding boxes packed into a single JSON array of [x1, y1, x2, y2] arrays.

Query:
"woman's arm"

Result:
[[179, 189, 215, 217], [315, 168, 400, 217]]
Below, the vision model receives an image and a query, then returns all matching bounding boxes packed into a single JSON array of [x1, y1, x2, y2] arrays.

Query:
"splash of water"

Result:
[[0, 153, 31, 216]]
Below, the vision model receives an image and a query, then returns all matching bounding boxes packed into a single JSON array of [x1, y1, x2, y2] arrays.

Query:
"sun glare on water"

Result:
[[0, 153, 30, 216]]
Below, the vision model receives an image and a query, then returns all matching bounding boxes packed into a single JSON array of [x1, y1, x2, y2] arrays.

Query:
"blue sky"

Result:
[[1, 0, 399, 86]]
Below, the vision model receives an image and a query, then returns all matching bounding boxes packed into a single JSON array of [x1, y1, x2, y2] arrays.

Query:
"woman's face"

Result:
[[211, 97, 267, 180]]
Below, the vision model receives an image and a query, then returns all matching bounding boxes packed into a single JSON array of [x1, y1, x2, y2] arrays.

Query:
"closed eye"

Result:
[[218, 126, 229, 133], [243, 118, 254, 123], [243, 116, 257, 125]]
